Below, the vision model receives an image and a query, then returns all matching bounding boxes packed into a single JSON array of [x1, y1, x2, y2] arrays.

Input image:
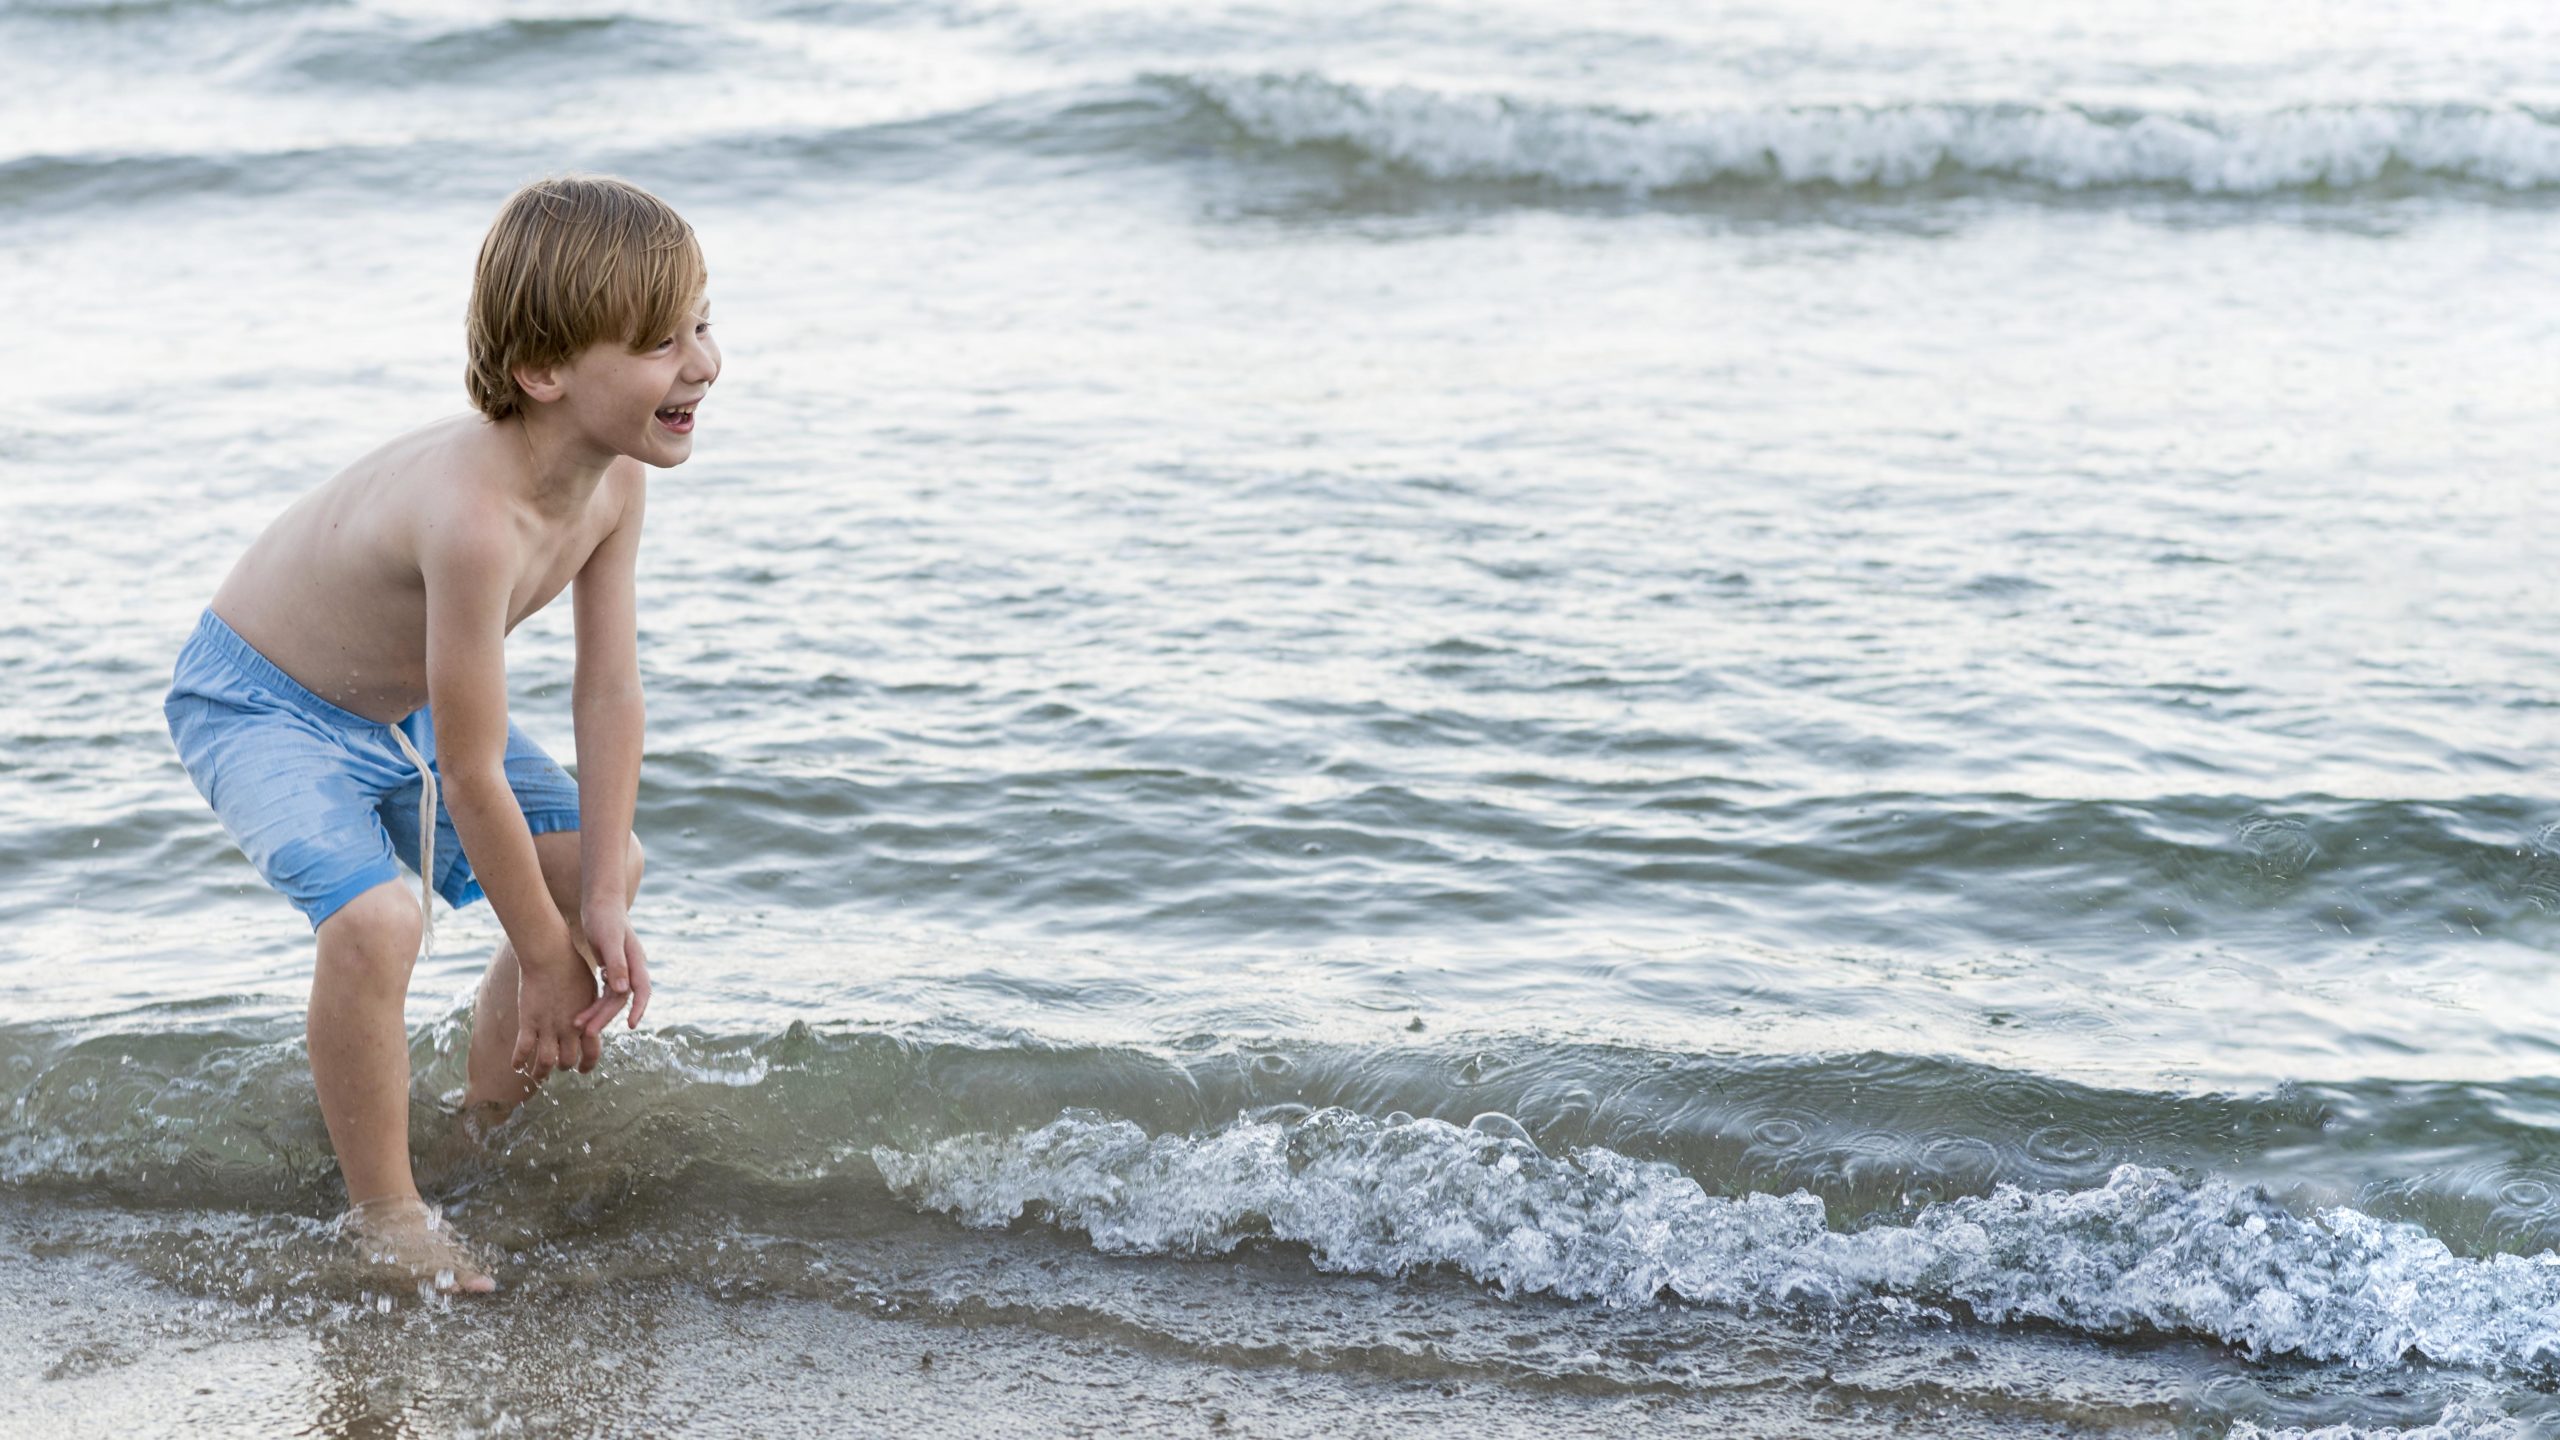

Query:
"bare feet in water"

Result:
[[339, 1195, 498, 1295], [417, 1098, 511, 1189]]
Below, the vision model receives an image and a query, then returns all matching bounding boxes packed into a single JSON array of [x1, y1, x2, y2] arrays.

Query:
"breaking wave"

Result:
[[879, 1107, 2560, 1375], [20, 1008, 2560, 1380]]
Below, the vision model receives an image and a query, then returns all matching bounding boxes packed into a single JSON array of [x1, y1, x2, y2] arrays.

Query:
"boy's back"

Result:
[[163, 174, 717, 1294]]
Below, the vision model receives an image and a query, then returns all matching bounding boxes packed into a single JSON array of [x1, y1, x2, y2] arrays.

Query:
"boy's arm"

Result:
[[422, 520, 597, 1079], [570, 474, 649, 1030]]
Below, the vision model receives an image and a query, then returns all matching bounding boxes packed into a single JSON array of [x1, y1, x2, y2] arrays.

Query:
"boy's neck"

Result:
[[501, 409, 616, 514]]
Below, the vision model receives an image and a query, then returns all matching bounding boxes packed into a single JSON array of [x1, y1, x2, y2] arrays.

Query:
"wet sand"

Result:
[[3, 1198, 2192, 1438]]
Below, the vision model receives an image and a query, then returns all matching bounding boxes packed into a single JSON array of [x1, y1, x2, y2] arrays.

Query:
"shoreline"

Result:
[[1, 1197, 2202, 1439]]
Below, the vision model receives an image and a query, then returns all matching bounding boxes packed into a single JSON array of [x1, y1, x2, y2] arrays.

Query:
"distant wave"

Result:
[[0, 0, 328, 16], [881, 1107, 2560, 1375], [0, 145, 431, 212], [1173, 73, 2560, 195], [13, 75, 2560, 217], [268, 13, 704, 88]]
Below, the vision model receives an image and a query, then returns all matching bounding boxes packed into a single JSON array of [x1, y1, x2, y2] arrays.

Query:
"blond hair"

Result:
[[464, 175, 706, 422]]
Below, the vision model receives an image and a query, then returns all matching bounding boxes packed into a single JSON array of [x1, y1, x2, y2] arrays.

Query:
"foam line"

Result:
[[877, 1107, 2560, 1374]]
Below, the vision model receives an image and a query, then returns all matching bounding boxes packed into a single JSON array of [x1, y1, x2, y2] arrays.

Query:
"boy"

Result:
[[163, 175, 719, 1293]]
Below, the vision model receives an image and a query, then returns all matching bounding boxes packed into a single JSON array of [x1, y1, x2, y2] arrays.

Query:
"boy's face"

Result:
[[553, 297, 720, 467]]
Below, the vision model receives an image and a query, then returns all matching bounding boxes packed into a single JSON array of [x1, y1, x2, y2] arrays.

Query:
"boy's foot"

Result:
[[338, 1195, 499, 1295], [417, 1098, 512, 1188]]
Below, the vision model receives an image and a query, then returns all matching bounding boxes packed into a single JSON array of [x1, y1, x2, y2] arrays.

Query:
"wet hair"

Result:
[[464, 175, 706, 422]]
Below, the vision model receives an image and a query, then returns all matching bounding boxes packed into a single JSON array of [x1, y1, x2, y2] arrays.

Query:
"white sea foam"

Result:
[[1179, 73, 2560, 194], [875, 1108, 2560, 1374]]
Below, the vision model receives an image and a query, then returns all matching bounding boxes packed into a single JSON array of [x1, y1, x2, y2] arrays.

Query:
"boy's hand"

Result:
[[512, 930, 604, 1080], [574, 906, 652, 1036]]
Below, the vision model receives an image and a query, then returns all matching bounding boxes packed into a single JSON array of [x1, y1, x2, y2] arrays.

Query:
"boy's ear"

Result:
[[512, 360, 566, 406]]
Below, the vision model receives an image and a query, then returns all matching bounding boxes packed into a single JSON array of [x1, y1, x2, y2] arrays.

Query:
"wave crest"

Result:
[[877, 1107, 2560, 1373], [1177, 73, 2560, 194]]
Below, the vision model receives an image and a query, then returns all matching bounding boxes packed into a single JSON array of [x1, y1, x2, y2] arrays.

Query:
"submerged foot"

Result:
[[454, 1095, 519, 1146], [419, 1097, 515, 1186], [339, 1195, 499, 1295]]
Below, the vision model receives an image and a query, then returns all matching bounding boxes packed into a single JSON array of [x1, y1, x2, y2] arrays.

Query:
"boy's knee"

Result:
[[625, 831, 645, 891], [316, 883, 425, 969]]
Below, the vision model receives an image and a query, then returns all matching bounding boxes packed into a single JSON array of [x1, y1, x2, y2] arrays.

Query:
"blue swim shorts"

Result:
[[164, 609, 582, 929]]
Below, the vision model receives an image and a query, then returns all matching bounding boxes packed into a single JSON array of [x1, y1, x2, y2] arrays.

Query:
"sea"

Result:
[[5, 0, 2560, 1434]]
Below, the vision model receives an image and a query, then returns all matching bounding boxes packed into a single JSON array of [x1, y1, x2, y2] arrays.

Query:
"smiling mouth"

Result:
[[654, 402, 697, 435]]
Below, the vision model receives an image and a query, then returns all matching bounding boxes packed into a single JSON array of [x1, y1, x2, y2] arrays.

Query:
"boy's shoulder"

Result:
[[379, 417, 641, 555], [350, 415, 512, 524], [389, 423, 644, 625]]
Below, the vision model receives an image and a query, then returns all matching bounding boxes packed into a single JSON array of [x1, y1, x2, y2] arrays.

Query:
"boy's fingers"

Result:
[[601, 938, 630, 996], [580, 1028, 602, 1072], [630, 965, 651, 1028]]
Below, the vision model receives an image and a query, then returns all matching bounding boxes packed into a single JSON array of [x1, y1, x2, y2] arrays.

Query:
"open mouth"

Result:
[[654, 402, 697, 435]]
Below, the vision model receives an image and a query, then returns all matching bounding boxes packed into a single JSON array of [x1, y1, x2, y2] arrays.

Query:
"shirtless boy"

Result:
[[163, 175, 719, 1293]]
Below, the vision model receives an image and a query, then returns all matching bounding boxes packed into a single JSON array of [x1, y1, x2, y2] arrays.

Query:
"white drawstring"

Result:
[[386, 721, 437, 958]]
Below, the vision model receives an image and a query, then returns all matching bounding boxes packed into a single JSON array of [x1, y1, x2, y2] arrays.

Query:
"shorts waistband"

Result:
[[186, 608, 405, 732]]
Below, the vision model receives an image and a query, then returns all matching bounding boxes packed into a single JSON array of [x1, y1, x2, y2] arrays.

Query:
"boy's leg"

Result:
[[312, 881, 497, 1293], [462, 828, 647, 1120], [310, 880, 430, 1205]]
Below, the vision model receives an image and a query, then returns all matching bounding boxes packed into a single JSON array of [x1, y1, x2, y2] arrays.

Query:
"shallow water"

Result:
[[5, 0, 2560, 1434]]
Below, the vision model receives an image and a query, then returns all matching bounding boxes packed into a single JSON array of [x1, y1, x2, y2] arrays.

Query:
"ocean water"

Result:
[[5, 0, 2560, 1433]]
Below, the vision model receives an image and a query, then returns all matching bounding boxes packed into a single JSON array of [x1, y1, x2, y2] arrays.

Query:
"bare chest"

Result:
[[491, 471, 625, 632], [503, 529, 599, 634]]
